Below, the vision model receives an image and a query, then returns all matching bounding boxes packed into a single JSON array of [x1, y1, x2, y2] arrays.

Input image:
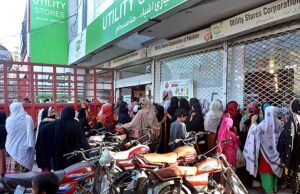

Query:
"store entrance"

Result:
[[119, 84, 152, 103]]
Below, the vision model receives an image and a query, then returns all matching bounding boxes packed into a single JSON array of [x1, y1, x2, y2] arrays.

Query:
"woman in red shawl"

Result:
[[222, 101, 242, 135], [97, 103, 115, 130]]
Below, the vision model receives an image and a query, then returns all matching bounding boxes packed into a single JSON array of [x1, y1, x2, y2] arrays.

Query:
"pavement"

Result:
[[247, 187, 292, 194]]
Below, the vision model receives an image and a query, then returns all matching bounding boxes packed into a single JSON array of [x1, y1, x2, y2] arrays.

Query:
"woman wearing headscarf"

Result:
[[97, 103, 115, 130], [161, 91, 171, 111], [167, 97, 178, 122], [154, 103, 167, 153], [165, 97, 178, 152], [117, 101, 132, 124], [223, 101, 242, 135], [6, 102, 35, 173], [119, 99, 160, 151], [246, 106, 282, 194], [277, 99, 300, 193], [36, 107, 56, 171], [239, 102, 260, 150], [261, 101, 271, 119], [77, 108, 90, 132], [81, 102, 97, 128], [200, 99, 210, 116], [204, 100, 223, 150], [216, 117, 240, 194], [187, 98, 204, 132], [237, 102, 261, 188], [0, 111, 7, 176], [217, 117, 240, 167], [51, 106, 90, 170], [179, 98, 190, 113]]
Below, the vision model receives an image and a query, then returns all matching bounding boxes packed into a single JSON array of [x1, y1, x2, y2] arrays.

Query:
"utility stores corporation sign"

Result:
[[212, 0, 300, 39]]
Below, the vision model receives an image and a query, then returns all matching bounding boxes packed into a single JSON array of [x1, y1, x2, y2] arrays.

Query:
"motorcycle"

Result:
[[146, 138, 248, 194], [94, 131, 208, 194], [92, 132, 152, 194], [0, 145, 103, 194]]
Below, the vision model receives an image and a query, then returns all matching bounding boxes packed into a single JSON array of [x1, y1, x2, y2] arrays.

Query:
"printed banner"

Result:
[[160, 79, 193, 102]]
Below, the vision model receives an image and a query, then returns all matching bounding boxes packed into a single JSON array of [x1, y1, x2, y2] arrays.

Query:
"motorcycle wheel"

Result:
[[93, 172, 117, 194], [226, 168, 248, 194], [158, 184, 185, 194], [134, 177, 148, 194]]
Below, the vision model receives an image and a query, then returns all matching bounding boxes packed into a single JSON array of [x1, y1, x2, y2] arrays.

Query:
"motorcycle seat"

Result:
[[3, 172, 39, 189], [142, 153, 178, 164], [174, 146, 195, 158], [110, 150, 130, 160], [151, 166, 197, 180], [110, 145, 148, 160]]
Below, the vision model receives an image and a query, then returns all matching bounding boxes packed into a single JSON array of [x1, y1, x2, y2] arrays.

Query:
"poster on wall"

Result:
[[123, 95, 131, 103], [160, 79, 193, 102]]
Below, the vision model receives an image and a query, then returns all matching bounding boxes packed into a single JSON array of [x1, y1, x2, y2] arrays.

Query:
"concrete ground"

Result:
[[247, 187, 292, 194]]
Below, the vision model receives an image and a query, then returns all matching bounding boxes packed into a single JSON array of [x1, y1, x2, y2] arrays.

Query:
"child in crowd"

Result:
[[32, 172, 59, 194], [169, 108, 188, 151]]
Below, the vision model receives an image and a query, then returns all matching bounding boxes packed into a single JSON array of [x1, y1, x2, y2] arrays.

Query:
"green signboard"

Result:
[[30, 0, 68, 64], [86, 0, 187, 54]]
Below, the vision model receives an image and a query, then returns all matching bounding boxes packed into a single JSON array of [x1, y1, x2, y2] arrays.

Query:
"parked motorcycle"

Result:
[[94, 131, 208, 194], [0, 145, 107, 194], [146, 138, 248, 194], [92, 132, 152, 194]]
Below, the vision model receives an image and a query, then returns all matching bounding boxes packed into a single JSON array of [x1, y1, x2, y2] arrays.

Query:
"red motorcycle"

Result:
[[94, 131, 208, 194], [0, 141, 122, 194], [0, 146, 102, 194], [146, 138, 248, 194]]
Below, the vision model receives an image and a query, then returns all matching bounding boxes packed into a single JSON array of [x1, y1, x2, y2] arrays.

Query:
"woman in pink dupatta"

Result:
[[216, 116, 240, 194], [216, 116, 240, 167]]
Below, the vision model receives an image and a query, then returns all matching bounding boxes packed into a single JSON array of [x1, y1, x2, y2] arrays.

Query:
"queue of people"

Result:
[[0, 96, 299, 194]]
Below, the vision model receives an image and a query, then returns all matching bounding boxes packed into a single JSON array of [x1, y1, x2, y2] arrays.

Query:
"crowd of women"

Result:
[[0, 96, 299, 194]]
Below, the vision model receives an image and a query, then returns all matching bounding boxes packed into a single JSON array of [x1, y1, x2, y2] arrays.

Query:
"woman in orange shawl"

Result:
[[98, 103, 115, 130]]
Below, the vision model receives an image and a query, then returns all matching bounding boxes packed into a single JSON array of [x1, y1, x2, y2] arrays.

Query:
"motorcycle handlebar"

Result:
[[63, 142, 119, 161], [168, 131, 210, 146], [197, 137, 233, 159]]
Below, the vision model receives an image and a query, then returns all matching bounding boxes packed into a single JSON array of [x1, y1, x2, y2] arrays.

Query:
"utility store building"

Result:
[[24, 0, 300, 109]]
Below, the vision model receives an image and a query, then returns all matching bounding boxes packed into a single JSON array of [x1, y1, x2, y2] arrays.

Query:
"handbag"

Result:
[[236, 147, 246, 168]]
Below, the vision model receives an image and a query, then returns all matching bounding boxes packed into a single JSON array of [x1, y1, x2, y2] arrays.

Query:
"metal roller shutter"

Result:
[[227, 20, 300, 112], [156, 47, 225, 103]]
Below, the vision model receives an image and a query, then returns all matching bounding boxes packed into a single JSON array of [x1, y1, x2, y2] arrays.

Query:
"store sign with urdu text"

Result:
[[212, 0, 300, 39], [30, 0, 68, 64], [147, 28, 212, 57], [86, 0, 187, 54]]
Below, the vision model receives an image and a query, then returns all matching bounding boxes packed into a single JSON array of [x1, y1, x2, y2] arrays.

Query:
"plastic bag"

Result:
[[99, 148, 112, 166]]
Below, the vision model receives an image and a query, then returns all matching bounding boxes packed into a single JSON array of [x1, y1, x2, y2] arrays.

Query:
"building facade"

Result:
[[20, 0, 300, 109]]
